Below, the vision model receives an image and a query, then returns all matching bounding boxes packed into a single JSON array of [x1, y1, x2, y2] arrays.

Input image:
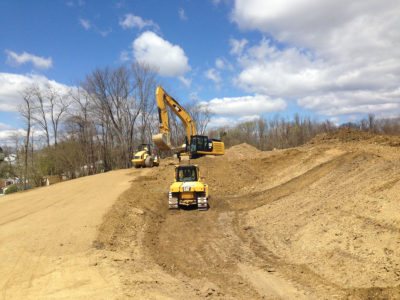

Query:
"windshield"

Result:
[[190, 136, 210, 153], [177, 167, 197, 182], [138, 144, 150, 153]]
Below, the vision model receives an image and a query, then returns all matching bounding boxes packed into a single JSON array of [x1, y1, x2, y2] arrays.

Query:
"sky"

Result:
[[1, 0, 400, 144]]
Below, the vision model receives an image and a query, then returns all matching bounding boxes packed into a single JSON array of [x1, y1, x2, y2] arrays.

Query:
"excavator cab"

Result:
[[188, 135, 224, 158]]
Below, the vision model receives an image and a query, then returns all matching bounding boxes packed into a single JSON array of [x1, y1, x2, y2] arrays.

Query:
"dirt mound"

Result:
[[93, 134, 400, 299], [312, 128, 400, 147], [225, 143, 261, 159]]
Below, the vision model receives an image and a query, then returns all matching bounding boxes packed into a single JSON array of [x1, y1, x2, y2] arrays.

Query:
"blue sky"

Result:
[[1, 0, 400, 143]]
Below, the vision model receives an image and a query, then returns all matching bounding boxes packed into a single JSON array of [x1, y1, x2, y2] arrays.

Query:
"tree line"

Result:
[[1, 62, 211, 190], [2, 61, 400, 191]]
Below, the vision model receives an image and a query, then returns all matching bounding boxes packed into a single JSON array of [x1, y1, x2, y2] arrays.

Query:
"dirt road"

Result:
[[1, 129, 400, 299], [0, 168, 141, 299]]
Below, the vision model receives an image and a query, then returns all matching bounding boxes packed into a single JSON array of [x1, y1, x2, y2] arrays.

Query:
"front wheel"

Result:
[[145, 156, 154, 167]]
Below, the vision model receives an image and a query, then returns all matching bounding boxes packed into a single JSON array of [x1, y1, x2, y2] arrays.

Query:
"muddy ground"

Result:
[[94, 129, 400, 299]]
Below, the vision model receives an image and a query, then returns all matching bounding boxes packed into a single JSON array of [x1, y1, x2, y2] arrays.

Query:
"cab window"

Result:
[[177, 167, 197, 182]]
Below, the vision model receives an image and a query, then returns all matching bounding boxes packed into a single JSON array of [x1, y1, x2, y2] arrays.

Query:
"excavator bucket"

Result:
[[152, 133, 171, 151]]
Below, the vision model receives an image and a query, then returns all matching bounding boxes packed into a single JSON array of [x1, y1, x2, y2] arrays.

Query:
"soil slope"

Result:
[[97, 130, 400, 299], [0, 168, 140, 299], [1, 129, 400, 299]]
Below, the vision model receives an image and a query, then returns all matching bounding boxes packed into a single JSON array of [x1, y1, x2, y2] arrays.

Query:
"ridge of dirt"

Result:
[[95, 132, 400, 299], [225, 143, 261, 159], [311, 128, 400, 147]]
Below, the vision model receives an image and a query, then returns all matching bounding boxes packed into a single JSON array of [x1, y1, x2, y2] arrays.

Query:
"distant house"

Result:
[[4, 154, 17, 165], [0, 178, 16, 194]]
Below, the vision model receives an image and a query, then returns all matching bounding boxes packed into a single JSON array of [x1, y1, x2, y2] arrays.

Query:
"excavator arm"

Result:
[[152, 85, 196, 151], [152, 85, 225, 157]]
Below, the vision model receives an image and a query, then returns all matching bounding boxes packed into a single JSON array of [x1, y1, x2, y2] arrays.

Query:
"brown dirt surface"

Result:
[[2, 129, 400, 299]]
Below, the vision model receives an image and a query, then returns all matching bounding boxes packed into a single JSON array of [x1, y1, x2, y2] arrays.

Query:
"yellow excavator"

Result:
[[152, 86, 225, 158]]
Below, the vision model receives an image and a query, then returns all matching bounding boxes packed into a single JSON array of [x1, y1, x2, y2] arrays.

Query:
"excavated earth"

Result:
[[1, 129, 400, 299], [95, 129, 400, 299]]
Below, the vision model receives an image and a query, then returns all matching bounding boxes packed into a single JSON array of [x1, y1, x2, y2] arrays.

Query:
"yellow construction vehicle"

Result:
[[152, 86, 225, 158], [132, 144, 159, 168], [168, 164, 208, 210]]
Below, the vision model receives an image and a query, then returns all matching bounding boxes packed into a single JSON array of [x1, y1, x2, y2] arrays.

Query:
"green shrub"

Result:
[[4, 184, 18, 195]]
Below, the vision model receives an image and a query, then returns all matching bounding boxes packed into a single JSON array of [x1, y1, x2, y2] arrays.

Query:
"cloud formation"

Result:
[[204, 68, 221, 83], [201, 94, 286, 116], [132, 31, 190, 77], [0, 73, 71, 112], [5, 50, 53, 70], [231, 0, 400, 117], [178, 8, 187, 20], [119, 13, 158, 30], [79, 18, 91, 30]]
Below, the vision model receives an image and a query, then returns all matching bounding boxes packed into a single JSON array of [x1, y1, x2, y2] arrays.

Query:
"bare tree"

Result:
[[47, 86, 70, 146], [131, 62, 157, 145], [29, 84, 51, 147], [81, 63, 160, 168], [19, 87, 34, 189]]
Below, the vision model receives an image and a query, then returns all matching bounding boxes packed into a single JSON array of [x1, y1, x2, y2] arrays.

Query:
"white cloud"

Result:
[[230, 0, 400, 117], [229, 38, 247, 55], [119, 50, 131, 62], [0, 73, 71, 113], [0, 128, 26, 146], [178, 76, 191, 87], [201, 94, 286, 116], [119, 13, 158, 30], [215, 57, 233, 71], [79, 18, 91, 30], [0, 123, 13, 130], [207, 115, 261, 128], [204, 68, 221, 83], [178, 8, 187, 20], [5, 50, 52, 70], [132, 31, 191, 77]]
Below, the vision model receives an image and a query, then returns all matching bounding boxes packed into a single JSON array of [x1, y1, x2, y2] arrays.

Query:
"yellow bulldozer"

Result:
[[132, 144, 159, 168], [168, 164, 208, 210]]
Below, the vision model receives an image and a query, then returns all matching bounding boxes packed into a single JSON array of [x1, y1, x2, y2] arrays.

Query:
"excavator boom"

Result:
[[152, 86, 196, 151], [152, 85, 224, 157]]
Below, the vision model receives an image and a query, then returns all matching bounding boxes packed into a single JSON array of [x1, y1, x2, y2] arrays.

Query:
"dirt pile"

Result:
[[312, 128, 400, 147], [95, 133, 400, 299], [224, 142, 261, 159]]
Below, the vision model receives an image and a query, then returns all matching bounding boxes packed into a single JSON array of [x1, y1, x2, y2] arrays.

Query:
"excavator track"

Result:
[[168, 192, 179, 209], [197, 196, 208, 211]]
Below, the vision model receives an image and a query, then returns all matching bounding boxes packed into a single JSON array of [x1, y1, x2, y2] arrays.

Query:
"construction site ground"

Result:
[[1, 129, 400, 299]]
